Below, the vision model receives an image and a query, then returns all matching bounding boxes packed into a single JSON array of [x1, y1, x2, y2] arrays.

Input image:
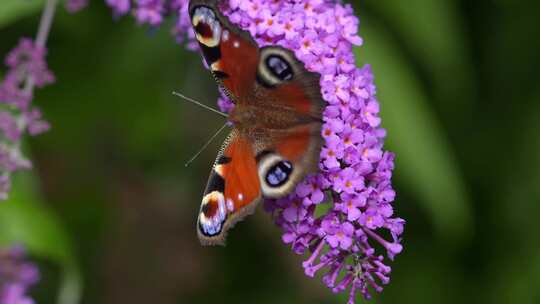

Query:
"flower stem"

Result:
[[36, 0, 58, 47], [24, 0, 58, 95]]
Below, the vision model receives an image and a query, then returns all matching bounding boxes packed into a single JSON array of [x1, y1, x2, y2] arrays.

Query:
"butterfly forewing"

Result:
[[189, 0, 259, 101], [197, 131, 262, 245]]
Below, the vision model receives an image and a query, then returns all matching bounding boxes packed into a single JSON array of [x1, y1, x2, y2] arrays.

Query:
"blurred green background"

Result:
[[1, 0, 539, 303]]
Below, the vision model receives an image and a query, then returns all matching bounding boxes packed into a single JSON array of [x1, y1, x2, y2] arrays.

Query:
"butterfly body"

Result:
[[230, 103, 317, 135], [189, 0, 325, 245]]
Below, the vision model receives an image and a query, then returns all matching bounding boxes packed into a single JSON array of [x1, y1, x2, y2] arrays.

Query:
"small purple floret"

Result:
[[0, 38, 54, 200], [0, 246, 40, 304]]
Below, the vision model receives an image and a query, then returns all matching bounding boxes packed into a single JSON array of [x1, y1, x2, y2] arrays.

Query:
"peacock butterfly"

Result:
[[189, 0, 325, 245]]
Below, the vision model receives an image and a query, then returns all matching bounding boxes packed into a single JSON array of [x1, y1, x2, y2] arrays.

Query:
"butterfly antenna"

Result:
[[184, 122, 230, 167], [172, 91, 228, 118]]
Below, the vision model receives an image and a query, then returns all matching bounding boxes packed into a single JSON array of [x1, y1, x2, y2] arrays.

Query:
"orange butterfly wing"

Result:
[[189, 0, 259, 100], [197, 131, 262, 245]]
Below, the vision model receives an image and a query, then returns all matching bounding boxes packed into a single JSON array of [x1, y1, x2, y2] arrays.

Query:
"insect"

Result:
[[189, 0, 325, 245]]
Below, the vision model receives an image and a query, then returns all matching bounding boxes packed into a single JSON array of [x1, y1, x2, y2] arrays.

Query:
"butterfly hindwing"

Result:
[[241, 46, 325, 198], [197, 124, 322, 245], [254, 123, 323, 199]]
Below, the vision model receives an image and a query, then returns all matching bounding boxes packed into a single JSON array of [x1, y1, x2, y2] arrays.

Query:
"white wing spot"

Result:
[[222, 30, 230, 42], [226, 199, 234, 212], [238, 193, 244, 201], [233, 41, 240, 48]]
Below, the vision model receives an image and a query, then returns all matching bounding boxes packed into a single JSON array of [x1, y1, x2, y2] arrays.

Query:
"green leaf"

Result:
[[0, 0, 45, 29], [490, 248, 540, 304], [0, 171, 81, 304], [355, 20, 473, 243], [363, 0, 475, 115]]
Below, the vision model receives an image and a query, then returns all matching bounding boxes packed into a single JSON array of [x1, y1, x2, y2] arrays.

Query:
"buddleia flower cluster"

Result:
[[107, 0, 404, 302], [0, 38, 54, 200], [209, 1, 405, 302], [0, 246, 40, 304]]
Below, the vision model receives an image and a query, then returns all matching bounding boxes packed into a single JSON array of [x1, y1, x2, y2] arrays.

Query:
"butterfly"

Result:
[[189, 0, 325, 245]]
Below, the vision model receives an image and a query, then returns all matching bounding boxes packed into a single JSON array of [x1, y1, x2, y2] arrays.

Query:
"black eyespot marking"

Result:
[[195, 22, 213, 38], [256, 74, 272, 88], [200, 44, 221, 66], [205, 171, 225, 194], [266, 55, 293, 81], [201, 199, 218, 217], [198, 219, 223, 237], [217, 155, 232, 165], [265, 161, 293, 187], [213, 70, 230, 80], [256, 150, 274, 163]]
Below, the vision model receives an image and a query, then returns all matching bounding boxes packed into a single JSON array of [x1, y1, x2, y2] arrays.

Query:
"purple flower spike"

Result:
[[106, 0, 131, 16], [135, 0, 166, 26], [0, 38, 54, 200], [0, 246, 40, 304], [214, 1, 405, 302]]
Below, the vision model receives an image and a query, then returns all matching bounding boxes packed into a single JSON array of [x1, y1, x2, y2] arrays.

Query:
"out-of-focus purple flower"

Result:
[[0, 246, 40, 304], [0, 38, 54, 200], [65, 0, 89, 13], [106, 0, 131, 16], [212, 1, 405, 302], [134, 0, 165, 26], [170, 0, 197, 47], [4, 38, 54, 91]]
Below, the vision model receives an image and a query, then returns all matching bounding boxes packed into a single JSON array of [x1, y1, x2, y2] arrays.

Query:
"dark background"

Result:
[[0, 0, 539, 303]]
